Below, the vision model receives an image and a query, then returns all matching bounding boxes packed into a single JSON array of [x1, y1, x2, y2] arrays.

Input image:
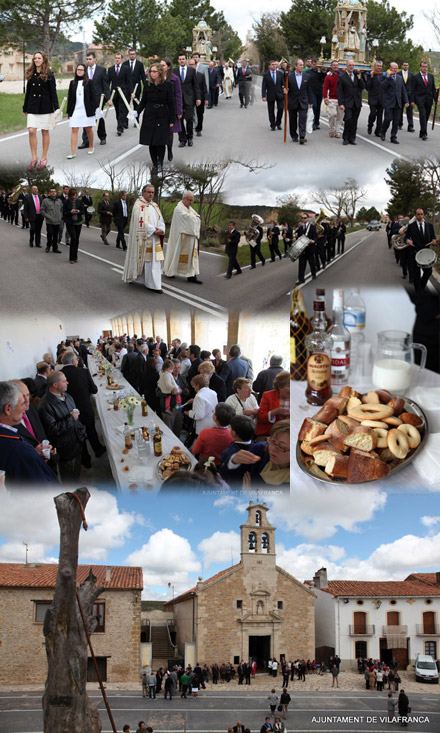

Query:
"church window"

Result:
[[34, 601, 51, 623], [236, 600, 243, 609], [248, 531, 257, 552], [278, 600, 283, 610], [255, 510, 261, 526], [262, 533, 269, 552]]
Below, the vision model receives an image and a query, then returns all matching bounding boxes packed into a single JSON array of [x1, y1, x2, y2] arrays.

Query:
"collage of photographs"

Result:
[[0, 0, 440, 732]]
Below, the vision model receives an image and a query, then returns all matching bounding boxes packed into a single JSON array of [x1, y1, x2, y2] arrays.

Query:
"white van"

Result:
[[414, 654, 439, 683]]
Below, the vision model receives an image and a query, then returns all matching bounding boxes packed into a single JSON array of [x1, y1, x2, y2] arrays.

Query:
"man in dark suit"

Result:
[[79, 50, 111, 148], [108, 52, 133, 135], [98, 191, 113, 245], [286, 58, 313, 144], [23, 185, 43, 247], [337, 59, 365, 145], [34, 361, 50, 398], [18, 186, 29, 228], [13, 380, 59, 476], [267, 220, 282, 261], [207, 61, 221, 108], [61, 352, 106, 462], [296, 211, 317, 284], [57, 185, 71, 246], [411, 61, 437, 140], [112, 191, 129, 250], [397, 62, 415, 132], [253, 355, 284, 403], [122, 48, 146, 119], [366, 60, 384, 136], [220, 345, 250, 398], [262, 60, 284, 130], [225, 221, 242, 279], [188, 58, 208, 137], [236, 60, 252, 108], [121, 343, 137, 386], [82, 189, 93, 227], [380, 62, 409, 143], [304, 57, 326, 130], [174, 53, 201, 147], [405, 208, 437, 291]]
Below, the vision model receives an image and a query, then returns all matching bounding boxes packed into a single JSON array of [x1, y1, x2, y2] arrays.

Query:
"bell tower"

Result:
[[240, 501, 276, 570]]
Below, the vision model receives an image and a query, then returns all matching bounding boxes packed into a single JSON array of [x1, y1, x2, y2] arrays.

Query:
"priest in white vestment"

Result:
[[123, 184, 165, 292], [163, 191, 202, 284]]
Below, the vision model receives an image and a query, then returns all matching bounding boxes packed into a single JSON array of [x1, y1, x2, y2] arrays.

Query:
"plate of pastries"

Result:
[[296, 386, 427, 483], [157, 446, 192, 481]]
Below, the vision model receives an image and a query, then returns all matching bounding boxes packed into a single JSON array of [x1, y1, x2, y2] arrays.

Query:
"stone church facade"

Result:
[[166, 502, 315, 666]]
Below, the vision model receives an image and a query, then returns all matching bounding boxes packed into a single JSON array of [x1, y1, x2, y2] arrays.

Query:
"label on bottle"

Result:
[[344, 309, 365, 329], [331, 341, 350, 383], [307, 353, 331, 390]]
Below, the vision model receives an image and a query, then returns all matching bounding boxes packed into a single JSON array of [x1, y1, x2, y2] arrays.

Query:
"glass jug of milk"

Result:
[[372, 330, 427, 394]]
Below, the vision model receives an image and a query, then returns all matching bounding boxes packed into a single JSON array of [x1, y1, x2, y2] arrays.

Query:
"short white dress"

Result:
[[27, 113, 56, 130], [69, 84, 95, 128]]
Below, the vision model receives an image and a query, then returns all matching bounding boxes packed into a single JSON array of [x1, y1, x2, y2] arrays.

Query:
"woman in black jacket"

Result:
[[23, 51, 59, 171], [63, 188, 85, 263], [66, 64, 98, 158], [137, 62, 176, 173]]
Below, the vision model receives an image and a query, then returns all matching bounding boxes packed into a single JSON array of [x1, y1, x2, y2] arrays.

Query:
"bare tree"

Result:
[[42, 489, 104, 733], [423, 9, 440, 46], [312, 178, 366, 225], [59, 169, 98, 192], [97, 160, 128, 197], [419, 156, 440, 227], [341, 177, 367, 227]]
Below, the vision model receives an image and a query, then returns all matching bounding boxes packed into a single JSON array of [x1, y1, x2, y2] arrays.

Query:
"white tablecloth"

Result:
[[291, 365, 440, 491], [89, 357, 196, 491]]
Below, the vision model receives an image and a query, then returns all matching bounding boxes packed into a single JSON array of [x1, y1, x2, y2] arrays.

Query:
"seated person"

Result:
[[219, 414, 256, 485], [255, 370, 290, 438], [221, 419, 290, 487], [192, 402, 235, 464]]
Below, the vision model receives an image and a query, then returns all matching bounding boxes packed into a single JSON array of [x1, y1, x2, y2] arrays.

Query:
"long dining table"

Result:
[[89, 356, 196, 491]]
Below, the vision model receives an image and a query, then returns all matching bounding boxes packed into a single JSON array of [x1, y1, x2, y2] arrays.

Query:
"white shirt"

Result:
[[188, 387, 218, 434]]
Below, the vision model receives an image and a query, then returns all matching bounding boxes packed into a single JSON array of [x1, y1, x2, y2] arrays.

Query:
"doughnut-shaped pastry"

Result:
[[348, 403, 394, 421], [397, 423, 421, 449], [372, 427, 389, 448], [361, 420, 389, 429], [383, 416, 402, 426], [387, 428, 409, 459]]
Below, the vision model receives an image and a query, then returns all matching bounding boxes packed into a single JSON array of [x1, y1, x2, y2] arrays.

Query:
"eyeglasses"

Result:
[[266, 437, 289, 453]]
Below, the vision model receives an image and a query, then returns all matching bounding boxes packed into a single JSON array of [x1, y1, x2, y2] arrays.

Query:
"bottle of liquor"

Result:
[[141, 399, 148, 417], [344, 288, 366, 376], [153, 426, 163, 457], [290, 289, 312, 381], [124, 423, 132, 449], [305, 300, 333, 405], [328, 289, 351, 386], [315, 288, 332, 330]]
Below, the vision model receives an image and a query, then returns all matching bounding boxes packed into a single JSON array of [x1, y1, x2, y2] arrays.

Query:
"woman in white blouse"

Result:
[[225, 377, 259, 429], [185, 374, 218, 435]]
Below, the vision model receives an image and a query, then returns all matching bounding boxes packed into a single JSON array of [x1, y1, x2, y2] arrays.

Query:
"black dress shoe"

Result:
[[187, 276, 202, 283], [270, 126, 276, 131], [380, 133, 386, 140], [78, 143, 89, 149], [343, 140, 349, 145], [234, 270, 242, 275], [29, 242, 33, 247], [367, 127, 372, 134], [291, 136, 298, 142], [178, 141, 186, 147], [165, 275, 175, 278], [250, 265, 256, 269], [277, 125, 282, 130], [45, 247, 50, 252], [36, 244, 42, 247], [196, 131, 202, 137], [117, 131, 122, 136], [116, 244, 121, 249], [188, 139, 193, 146], [53, 249, 62, 253], [225, 275, 231, 279], [408, 127, 415, 132], [100, 139, 106, 145], [390, 138, 399, 144], [349, 141, 357, 145], [240, 104, 243, 108], [299, 138, 305, 144], [422, 134, 428, 141], [168, 149, 173, 161]]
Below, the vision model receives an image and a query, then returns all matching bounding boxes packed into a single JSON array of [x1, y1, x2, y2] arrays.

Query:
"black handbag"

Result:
[[277, 704, 283, 712]]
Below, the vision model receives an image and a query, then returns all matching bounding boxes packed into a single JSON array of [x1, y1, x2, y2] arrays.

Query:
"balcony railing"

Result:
[[416, 624, 440, 636], [349, 625, 375, 636]]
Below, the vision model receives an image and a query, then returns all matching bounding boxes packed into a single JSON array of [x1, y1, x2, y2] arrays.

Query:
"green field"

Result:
[[0, 91, 68, 135]]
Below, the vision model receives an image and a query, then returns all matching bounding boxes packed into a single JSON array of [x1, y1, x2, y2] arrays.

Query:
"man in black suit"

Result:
[[112, 191, 129, 250], [296, 211, 317, 284], [236, 60, 252, 108], [82, 189, 93, 227], [61, 352, 106, 463], [18, 186, 29, 229], [405, 208, 437, 291], [57, 185, 71, 246], [174, 53, 201, 147], [79, 50, 111, 148], [304, 58, 326, 130], [397, 62, 415, 132], [262, 60, 284, 130], [366, 61, 384, 136], [188, 58, 208, 137], [121, 343, 137, 386], [411, 61, 437, 140], [207, 61, 221, 108], [34, 361, 50, 398], [267, 220, 282, 261], [23, 185, 43, 247], [13, 380, 59, 476], [98, 191, 113, 245], [108, 52, 133, 136], [225, 221, 242, 279], [285, 58, 313, 144], [337, 59, 365, 145], [122, 48, 146, 118], [380, 62, 409, 143]]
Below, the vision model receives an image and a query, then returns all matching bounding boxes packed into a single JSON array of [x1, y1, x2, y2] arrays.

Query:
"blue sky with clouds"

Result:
[[1, 488, 439, 600]]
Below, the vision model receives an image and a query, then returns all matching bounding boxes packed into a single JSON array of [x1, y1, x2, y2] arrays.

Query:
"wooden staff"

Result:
[[99, 93, 105, 111], [432, 86, 440, 131], [104, 89, 115, 118], [284, 72, 289, 143], [131, 83, 139, 110], [118, 86, 140, 129]]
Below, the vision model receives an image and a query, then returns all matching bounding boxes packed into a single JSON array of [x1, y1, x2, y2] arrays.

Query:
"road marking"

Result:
[[296, 233, 372, 289], [85, 225, 224, 258], [90, 143, 143, 174], [161, 281, 227, 312], [0, 120, 69, 143]]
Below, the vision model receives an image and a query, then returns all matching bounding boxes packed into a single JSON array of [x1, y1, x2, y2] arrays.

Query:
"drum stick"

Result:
[[99, 93, 105, 111]]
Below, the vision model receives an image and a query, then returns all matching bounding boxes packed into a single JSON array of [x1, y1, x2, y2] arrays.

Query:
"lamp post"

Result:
[[168, 582, 175, 598]]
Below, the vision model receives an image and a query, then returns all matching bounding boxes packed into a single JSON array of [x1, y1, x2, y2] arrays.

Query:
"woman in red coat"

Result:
[[255, 370, 290, 437]]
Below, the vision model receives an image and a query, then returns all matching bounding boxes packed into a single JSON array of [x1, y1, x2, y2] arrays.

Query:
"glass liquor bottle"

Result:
[[328, 289, 351, 386], [305, 300, 333, 405], [290, 289, 312, 381], [153, 426, 163, 457], [315, 288, 332, 330]]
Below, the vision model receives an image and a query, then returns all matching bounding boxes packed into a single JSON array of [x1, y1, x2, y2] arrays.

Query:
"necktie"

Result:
[[131, 62, 134, 72], [424, 74, 427, 86], [403, 71, 407, 83], [89, 67, 94, 80], [181, 67, 185, 82], [272, 71, 276, 84], [22, 413, 36, 439], [419, 223, 424, 235], [116, 65, 119, 76], [35, 195, 40, 213]]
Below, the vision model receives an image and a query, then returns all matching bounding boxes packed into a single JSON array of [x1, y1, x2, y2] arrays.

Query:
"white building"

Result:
[[312, 568, 440, 669]]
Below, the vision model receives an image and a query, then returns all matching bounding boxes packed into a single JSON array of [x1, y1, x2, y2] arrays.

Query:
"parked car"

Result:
[[367, 220, 381, 231], [414, 654, 439, 683]]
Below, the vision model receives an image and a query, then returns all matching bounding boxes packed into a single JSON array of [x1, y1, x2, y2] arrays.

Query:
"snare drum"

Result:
[[288, 234, 313, 263], [415, 248, 437, 269]]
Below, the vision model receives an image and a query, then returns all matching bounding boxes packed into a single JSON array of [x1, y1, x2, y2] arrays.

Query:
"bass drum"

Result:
[[288, 234, 313, 263]]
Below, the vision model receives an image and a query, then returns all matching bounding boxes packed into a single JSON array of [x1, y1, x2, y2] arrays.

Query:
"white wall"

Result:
[[0, 315, 111, 381], [314, 587, 336, 650]]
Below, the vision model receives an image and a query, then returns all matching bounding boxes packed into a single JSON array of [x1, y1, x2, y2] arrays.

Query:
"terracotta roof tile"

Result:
[[167, 563, 241, 605], [322, 579, 440, 597], [405, 572, 439, 586], [0, 563, 143, 590]]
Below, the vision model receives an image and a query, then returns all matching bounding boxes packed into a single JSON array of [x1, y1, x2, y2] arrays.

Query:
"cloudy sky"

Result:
[[1, 488, 439, 600]]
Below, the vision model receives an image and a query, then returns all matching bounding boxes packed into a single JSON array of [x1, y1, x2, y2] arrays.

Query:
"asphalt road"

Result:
[[1, 85, 438, 194], [1, 689, 439, 732], [0, 217, 290, 315]]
